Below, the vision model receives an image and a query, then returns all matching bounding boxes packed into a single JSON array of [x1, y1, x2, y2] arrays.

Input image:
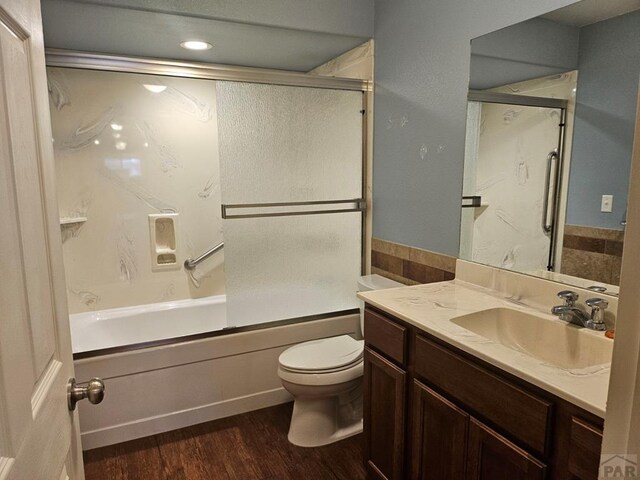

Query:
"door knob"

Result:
[[67, 377, 105, 411]]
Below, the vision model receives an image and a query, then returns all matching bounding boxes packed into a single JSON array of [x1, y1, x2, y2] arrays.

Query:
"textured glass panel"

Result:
[[217, 82, 363, 326], [224, 213, 361, 327], [216, 82, 363, 203]]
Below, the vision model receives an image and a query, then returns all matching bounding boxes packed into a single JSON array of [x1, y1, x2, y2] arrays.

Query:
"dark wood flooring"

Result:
[[83, 402, 366, 480]]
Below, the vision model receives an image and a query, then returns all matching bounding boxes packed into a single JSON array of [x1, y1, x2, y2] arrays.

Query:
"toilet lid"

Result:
[[279, 335, 364, 372]]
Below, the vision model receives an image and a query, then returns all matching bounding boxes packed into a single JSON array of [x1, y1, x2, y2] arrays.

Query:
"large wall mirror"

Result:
[[460, 0, 640, 296]]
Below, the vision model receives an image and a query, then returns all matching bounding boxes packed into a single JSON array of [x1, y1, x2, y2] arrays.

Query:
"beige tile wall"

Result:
[[371, 238, 456, 285], [561, 225, 625, 285]]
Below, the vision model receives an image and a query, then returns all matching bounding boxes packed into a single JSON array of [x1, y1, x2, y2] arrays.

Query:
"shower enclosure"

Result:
[[460, 91, 568, 274], [217, 81, 364, 327], [46, 50, 369, 355]]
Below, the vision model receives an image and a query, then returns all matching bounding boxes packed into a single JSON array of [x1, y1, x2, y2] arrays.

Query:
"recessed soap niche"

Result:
[[148, 213, 179, 271]]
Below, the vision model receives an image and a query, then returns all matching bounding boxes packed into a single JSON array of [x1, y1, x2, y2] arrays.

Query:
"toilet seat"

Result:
[[278, 360, 364, 387], [279, 335, 364, 373]]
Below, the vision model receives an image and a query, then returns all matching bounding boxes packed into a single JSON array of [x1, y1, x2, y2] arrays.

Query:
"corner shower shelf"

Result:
[[59, 217, 87, 226]]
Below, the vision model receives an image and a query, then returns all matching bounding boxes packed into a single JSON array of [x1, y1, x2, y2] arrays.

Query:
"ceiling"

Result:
[[41, 0, 370, 72], [542, 0, 640, 27]]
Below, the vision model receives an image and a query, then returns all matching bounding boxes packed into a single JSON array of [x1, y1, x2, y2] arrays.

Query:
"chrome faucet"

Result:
[[551, 290, 608, 331]]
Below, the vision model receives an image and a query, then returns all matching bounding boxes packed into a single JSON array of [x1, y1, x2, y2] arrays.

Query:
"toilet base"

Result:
[[286, 382, 363, 447]]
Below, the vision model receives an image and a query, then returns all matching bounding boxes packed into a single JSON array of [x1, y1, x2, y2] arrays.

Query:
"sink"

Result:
[[451, 308, 613, 370]]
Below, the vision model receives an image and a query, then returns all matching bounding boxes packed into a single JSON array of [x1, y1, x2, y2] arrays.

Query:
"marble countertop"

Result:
[[358, 279, 611, 418]]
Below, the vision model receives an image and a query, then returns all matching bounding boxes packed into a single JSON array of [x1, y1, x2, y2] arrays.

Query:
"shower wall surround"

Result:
[[461, 72, 577, 273], [48, 67, 224, 313], [309, 41, 373, 80]]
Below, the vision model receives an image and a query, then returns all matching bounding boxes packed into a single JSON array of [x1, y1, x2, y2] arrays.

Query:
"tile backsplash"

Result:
[[48, 67, 224, 313], [561, 225, 624, 286], [371, 238, 456, 285]]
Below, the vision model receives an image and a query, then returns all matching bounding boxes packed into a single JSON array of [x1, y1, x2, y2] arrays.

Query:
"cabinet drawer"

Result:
[[568, 417, 603, 480], [364, 309, 407, 365], [414, 334, 552, 457]]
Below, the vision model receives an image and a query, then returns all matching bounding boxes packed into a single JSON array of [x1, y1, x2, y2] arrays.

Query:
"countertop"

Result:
[[358, 279, 611, 418]]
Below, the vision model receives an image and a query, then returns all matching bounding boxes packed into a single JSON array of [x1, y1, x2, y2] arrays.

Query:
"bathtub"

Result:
[[70, 295, 228, 354], [70, 295, 360, 450]]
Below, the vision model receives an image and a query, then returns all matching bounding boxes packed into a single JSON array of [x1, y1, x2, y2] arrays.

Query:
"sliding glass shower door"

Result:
[[461, 99, 565, 273], [216, 81, 364, 327]]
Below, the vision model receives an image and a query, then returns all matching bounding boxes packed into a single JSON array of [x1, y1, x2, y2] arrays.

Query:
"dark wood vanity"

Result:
[[362, 306, 604, 480]]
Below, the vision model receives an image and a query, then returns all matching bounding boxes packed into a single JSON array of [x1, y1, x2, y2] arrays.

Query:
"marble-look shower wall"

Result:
[[48, 67, 224, 313], [464, 71, 577, 273]]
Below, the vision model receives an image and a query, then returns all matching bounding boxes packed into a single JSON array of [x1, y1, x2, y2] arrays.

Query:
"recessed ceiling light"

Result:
[[180, 40, 212, 51], [143, 84, 167, 93], [110, 122, 123, 131]]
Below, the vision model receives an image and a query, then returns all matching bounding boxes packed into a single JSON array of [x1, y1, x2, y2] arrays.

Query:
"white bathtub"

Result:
[[70, 296, 361, 450], [70, 295, 228, 354]]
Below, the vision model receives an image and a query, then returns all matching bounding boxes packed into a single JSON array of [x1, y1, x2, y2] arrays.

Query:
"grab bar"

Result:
[[184, 241, 224, 270], [542, 148, 560, 234]]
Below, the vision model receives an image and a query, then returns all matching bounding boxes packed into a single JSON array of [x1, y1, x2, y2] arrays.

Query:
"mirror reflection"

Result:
[[460, 1, 640, 295]]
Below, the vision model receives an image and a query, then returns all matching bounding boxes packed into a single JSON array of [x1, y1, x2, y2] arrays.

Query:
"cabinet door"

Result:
[[364, 347, 406, 480], [467, 418, 546, 480], [568, 417, 603, 480], [411, 381, 469, 480]]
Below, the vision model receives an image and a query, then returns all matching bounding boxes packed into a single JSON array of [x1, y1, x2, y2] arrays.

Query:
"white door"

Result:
[[0, 0, 86, 478]]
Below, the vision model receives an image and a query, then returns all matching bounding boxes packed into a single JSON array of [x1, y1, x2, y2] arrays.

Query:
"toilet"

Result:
[[278, 274, 403, 447]]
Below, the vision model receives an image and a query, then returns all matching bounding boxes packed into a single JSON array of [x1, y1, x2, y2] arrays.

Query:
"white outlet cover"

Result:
[[601, 195, 613, 213]]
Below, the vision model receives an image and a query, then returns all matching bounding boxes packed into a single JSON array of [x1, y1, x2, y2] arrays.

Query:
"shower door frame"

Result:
[[467, 90, 569, 272], [46, 49, 371, 356]]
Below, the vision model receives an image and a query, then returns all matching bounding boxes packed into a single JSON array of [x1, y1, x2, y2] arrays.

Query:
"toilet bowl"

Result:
[[278, 274, 403, 447]]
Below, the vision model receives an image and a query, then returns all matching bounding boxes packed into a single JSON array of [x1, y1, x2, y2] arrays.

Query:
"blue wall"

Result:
[[50, 0, 375, 38], [566, 10, 640, 230], [470, 18, 579, 90], [373, 0, 579, 255]]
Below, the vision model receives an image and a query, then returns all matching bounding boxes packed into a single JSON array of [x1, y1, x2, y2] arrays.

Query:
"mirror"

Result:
[[460, 0, 640, 295]]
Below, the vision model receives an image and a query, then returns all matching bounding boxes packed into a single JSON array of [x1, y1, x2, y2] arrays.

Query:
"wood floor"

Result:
[[83, 403, 366, 480]]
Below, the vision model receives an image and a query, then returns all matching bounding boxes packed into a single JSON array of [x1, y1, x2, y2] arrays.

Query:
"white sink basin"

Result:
[[451, 308, 613, 370]]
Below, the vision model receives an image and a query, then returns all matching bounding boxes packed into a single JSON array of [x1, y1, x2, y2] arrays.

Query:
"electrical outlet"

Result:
[[601, 195, 613, 213]]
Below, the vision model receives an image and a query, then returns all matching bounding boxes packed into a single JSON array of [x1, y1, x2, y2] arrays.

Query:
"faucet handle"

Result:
[[586, 298, 609, 310], [586, 298, 608, 328], [587, 285, 607, 293], [557, 290, 578, 306]]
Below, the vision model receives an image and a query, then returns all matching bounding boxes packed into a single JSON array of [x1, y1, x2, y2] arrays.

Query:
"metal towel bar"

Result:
[[221, 199, 365, 219], [184, 241, 224, 270]]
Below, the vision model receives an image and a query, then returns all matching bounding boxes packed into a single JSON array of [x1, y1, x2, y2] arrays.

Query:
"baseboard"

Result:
[[80, 387, 292, 450]]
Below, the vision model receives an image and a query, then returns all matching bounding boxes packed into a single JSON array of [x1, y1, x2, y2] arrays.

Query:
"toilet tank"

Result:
[[357, 274, 403, 337]]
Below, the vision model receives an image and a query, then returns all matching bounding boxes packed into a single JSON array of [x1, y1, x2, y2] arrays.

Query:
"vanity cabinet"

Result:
[[362, 309, 408, 479], [410, 381, 468, 480], [466, 418, 546, 480], [363, 307, 604, 480], [410, 379, 546, 480], [363, 348, 406, 480]]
